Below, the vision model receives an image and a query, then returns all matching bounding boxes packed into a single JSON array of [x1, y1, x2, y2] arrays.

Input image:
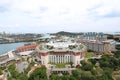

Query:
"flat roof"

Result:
[[46, 42, 78, 48], [36, 42, 86, 53]]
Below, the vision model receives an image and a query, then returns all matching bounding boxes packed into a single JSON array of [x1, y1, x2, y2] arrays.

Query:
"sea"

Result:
[[0, 42, 27, 55]]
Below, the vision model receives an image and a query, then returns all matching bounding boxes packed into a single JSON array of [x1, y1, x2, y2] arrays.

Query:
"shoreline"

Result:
[[0, 41, 35, 55], [0, 49, 16, 55], [0, 42, 29, 55], [0, 40, 34, 44], [0, 50, 15, 56]]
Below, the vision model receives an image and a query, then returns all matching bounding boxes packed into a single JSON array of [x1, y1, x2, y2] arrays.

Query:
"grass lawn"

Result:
[[85, 52, 96, 58], [79, 45, 83, 50], [49, 63, 70, 68], [39, 46, 43, 50]]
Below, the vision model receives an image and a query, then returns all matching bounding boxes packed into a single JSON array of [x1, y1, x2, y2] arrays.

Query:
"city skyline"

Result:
[[0, 0, 120, 33]]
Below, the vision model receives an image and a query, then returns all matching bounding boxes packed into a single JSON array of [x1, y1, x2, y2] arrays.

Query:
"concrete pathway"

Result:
[[17, 61, 28, 73]]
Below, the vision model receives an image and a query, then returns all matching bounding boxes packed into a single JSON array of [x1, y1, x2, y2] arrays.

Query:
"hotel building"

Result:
[[34, 41, 86, 67]]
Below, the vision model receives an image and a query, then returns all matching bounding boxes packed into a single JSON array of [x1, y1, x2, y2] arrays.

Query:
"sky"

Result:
[[0, 0, 120, 33]]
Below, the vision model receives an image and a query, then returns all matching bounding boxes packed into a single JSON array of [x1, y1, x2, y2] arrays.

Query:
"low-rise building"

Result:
[[0, 51, 20, 67], [77, 32, 116, 53], [80, 40, 116, 53], [17, 44, 38, 52]]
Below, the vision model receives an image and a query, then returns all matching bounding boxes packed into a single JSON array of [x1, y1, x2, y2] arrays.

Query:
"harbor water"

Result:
[[0, 42, 27, 55]]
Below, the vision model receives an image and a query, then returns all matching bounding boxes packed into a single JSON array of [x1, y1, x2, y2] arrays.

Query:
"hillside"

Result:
[[51, 31, 83, 36]]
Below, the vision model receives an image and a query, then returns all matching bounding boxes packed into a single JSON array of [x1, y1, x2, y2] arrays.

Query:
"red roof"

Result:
[[108, 51, 113, 55], [114, 35, 120, 38], [17, 44, 38, 51]]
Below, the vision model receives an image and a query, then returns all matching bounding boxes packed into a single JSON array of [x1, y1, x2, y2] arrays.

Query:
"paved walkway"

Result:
[[17, 61, 28, 73]]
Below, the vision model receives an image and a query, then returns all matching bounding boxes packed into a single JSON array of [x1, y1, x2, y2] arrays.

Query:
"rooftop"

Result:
[[0, 50, 20, 65], [17, 44, 38, 50], [36, 41, 86, 53], [46, 41, 77, 48]]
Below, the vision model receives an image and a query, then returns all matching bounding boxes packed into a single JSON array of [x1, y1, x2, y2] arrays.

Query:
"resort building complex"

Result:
[[0, 32, 116, 69], [34, 41, 86, 67]]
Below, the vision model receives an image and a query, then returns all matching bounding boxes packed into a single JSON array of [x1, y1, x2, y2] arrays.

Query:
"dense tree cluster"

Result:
[[70, 51, 120, 80], [7, 62, 33, 80], [28, 66, 47, 80], [52, 31, 83, 36], [49, 74, 76, 80], [0, 69, 3, 75], [99, 54, 120, 70], [80, 60, 93, 71], [7, 63, 19, 80]]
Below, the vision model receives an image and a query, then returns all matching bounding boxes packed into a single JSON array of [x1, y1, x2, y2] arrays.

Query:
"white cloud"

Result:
[[0, 0, 120, 33]]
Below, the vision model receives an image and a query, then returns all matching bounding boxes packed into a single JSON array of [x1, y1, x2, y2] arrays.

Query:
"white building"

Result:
[[34, 41, 86, 67]]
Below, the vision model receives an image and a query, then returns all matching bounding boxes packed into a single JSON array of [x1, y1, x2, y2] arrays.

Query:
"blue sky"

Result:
[[0, 0, 120, 33]]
